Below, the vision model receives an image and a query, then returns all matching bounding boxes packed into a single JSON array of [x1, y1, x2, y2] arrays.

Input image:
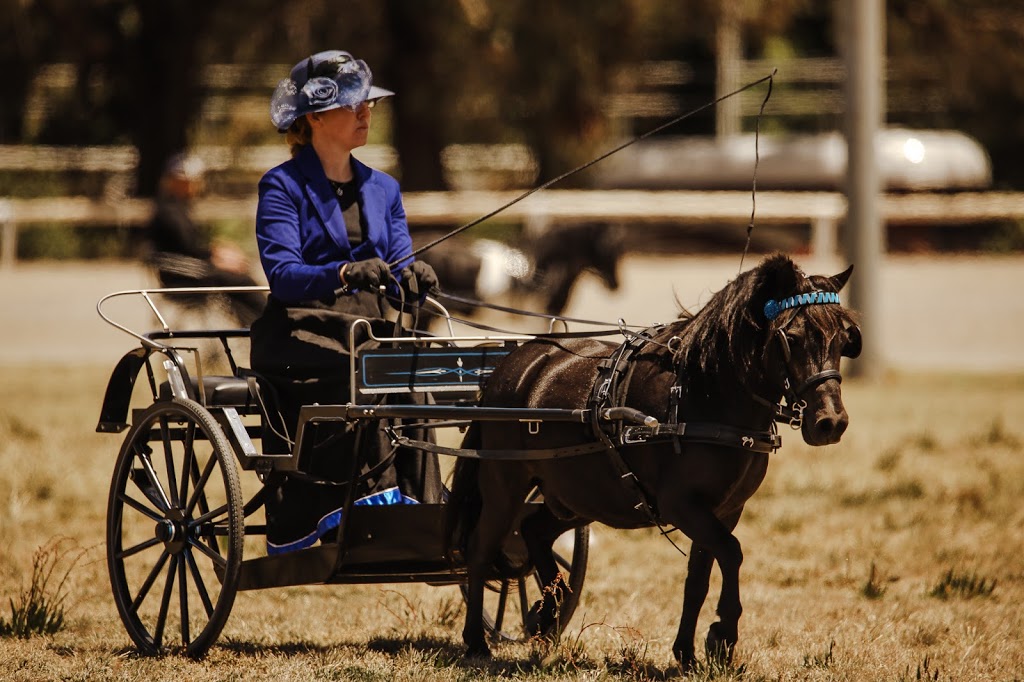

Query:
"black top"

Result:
[[329, 178, 366, 247]]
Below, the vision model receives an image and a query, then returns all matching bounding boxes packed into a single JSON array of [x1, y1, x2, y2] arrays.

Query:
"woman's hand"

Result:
[[401, 260, 439, 294], [342, 257, 391, 290]]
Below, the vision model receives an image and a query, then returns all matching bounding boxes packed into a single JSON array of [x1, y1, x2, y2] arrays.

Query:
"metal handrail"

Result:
[[96, 285, 270, 348]]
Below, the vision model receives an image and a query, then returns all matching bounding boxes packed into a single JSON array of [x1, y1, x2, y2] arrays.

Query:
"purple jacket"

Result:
[[256, 144, 413, 304]]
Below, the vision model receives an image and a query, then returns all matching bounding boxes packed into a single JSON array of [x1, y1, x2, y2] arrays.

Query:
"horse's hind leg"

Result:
[[520, 505, 579, 637], [462, 463, 532, 658]]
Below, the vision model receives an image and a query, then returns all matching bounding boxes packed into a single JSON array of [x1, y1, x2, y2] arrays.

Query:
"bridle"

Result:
[[756, 290, 848, 430]]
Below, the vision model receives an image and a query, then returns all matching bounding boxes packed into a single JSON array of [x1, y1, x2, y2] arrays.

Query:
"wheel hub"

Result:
[[154, 509, 188, 553]]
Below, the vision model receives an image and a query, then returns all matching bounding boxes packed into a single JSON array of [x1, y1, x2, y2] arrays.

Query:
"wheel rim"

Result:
[[107, 398, 243, 657]]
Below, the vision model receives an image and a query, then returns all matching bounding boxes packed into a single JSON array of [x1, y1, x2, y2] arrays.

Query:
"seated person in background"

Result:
[[147, 152, 266, 325]]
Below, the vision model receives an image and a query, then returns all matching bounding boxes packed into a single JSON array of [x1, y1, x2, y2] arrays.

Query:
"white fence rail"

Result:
[[3, 190, 1024, 268]]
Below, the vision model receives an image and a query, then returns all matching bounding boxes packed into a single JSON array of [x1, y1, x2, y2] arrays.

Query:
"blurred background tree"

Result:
[[2, 0, 1024, 197]]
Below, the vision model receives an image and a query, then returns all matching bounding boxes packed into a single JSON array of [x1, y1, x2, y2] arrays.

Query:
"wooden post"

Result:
[[716, 4, 742, 138], [842, 0, 886, 378], [0, 200, 14, 269]]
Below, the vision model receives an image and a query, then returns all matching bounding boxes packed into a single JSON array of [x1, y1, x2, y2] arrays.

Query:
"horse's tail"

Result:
[[445, 424, 483, 562]]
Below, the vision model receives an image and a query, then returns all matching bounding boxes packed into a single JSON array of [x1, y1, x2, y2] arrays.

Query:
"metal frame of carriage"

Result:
[[96, 285, 664, 658]]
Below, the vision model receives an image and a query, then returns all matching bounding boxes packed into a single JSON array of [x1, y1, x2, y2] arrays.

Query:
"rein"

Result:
[[389, 71, 777, 270]]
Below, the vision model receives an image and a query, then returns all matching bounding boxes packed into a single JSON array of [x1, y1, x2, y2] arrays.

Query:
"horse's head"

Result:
[[754, 255, 861, 446], [588, 224, 625, 292]]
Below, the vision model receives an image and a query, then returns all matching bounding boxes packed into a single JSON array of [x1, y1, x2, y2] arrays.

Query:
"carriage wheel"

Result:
[[106, 398, 244, 658], [462, 524, 590, 644]]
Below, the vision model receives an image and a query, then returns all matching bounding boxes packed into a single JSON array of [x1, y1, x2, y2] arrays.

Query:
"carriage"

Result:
[[97, 253, 860, 665], [96, 285, 611, 658]]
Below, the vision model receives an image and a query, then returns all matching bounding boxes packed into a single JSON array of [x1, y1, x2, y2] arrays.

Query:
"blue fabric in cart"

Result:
[[266, 486, 419, 556]]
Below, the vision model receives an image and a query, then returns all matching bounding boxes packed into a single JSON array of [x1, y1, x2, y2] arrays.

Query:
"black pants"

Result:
[[250, 294, 442, 551]]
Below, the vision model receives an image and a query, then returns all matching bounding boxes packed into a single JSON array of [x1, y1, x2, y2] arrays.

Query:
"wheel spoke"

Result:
[[118, 492, 163, 523], [188, 536, 227, 569], [493, 581, 509, 634], [517, 579, 530, 621], [553, 550, 571, 571], [184, 455, 217, 517], [118, 536, 163, 560], [178, 552, 190, 647], [130, 549, 171, 613], [159, 416, 180, 508], [178, 422, 196, 508], [185, 547, 215, 618], [190, 503, 229, 528], [153, 555, 178, 648]]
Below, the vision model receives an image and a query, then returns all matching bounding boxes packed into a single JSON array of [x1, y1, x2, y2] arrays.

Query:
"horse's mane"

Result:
[[668, 253, 857, 393]]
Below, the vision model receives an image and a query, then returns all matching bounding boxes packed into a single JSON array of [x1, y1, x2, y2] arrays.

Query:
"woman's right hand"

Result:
[[341, 257, 391, 290]]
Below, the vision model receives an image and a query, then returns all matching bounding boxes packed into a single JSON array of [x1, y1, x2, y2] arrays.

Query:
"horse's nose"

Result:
[[813, 411, 849, 444]]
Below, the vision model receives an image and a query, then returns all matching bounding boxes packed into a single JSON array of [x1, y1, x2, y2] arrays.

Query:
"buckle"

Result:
[[621, 426, 650, 444]]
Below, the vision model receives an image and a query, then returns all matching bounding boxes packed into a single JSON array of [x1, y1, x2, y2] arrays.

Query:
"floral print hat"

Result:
[[269, 50, 394, 132]]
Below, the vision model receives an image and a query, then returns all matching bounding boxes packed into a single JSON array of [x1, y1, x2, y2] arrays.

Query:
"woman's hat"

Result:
[[269, 50, 394, 132]]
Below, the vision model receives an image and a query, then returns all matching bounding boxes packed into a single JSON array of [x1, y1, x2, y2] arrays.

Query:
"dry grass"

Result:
[[1, 364, 1022, 680]]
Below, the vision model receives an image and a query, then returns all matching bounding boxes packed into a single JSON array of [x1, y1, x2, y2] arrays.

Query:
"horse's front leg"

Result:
[[672, 541, 714, 669], [670, 506, 744, 666]]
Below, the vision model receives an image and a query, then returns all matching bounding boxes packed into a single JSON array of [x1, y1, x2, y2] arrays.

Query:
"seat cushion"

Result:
[[159, 375, 253, 407]]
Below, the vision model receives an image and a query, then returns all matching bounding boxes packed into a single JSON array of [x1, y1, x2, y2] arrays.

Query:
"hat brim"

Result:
[[368, 85, 395, 100]]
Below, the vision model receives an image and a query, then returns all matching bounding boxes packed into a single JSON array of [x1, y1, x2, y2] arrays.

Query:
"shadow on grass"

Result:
[[213, 634, 606, 677]]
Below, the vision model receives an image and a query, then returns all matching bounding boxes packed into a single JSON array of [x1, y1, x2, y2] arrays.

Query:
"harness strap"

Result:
[[388, 432, 613, 460], [621, 422, 781, 454], [588, 328, 665, 524]]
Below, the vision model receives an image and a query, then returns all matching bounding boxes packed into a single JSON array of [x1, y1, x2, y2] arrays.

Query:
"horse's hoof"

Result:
[[464, 644, 492, 661], [705, 622, 735, 664], [673, 651, 697, 675]]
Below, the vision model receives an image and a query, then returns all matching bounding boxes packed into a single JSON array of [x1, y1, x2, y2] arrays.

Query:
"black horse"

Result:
[[420, 222, 623, 327], [447, 253, 861, 667]]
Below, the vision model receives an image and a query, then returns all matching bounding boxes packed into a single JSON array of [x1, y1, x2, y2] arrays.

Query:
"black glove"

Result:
[[400, 260, 439, 294], [342, 257, 391, 290]]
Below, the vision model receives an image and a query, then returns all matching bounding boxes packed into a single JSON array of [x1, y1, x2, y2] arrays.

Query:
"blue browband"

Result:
[[764, 290, 840, 320]]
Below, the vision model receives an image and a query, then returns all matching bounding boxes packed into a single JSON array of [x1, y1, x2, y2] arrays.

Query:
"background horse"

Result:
[[446, 253, 861, 668], [419, 222, 624, 328]]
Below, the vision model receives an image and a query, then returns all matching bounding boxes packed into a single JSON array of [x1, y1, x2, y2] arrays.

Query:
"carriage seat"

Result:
[[158, 374, 254, 408]]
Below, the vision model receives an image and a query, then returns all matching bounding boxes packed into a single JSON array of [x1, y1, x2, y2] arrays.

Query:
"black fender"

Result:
[[96, 346, 194, 433]]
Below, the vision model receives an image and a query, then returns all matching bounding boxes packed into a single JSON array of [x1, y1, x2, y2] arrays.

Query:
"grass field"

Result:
[[0, 364, 1022, 681]]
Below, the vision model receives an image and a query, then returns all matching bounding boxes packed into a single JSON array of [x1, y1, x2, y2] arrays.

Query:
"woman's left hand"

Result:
[[401, 260, 439, 294]]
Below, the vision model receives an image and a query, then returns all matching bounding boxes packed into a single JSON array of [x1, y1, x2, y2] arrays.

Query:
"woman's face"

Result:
[[310, 101, 373, 151]]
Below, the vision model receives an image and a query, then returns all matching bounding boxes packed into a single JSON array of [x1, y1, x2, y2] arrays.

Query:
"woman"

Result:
[[251, 50, 441, 555]]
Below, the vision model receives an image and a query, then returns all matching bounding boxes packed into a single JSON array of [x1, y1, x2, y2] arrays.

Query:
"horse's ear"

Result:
[[756, 253, 802, 299], [829, 264, 854, 292]]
